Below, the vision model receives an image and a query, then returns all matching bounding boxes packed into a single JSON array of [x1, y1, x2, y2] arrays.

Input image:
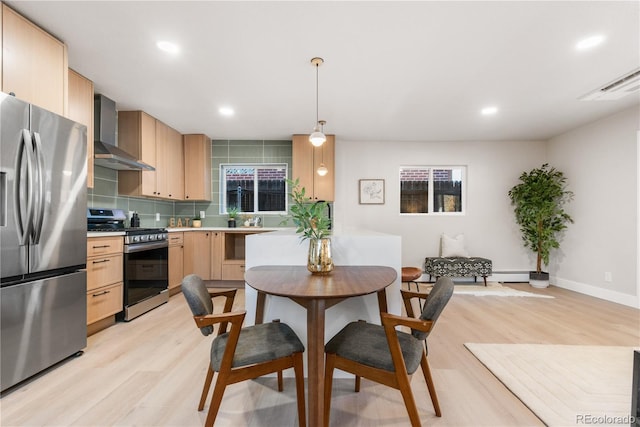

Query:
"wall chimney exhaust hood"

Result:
[[93, 94, 155, 171]]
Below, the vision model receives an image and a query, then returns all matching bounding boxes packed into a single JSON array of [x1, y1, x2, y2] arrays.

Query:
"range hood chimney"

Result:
[[93, 94, 154, 171]]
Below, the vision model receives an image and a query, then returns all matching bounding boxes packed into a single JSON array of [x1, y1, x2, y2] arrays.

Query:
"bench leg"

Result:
[[483, 276, 487, 286]]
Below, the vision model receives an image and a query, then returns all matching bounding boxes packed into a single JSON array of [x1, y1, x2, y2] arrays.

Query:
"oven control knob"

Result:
[[141, 235, 148, 242], [132, 235, 140, 243], [149, 234, 156, 241]]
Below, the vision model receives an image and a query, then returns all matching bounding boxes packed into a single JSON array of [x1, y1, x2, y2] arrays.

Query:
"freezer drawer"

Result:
[[1, 271, 87, 391]]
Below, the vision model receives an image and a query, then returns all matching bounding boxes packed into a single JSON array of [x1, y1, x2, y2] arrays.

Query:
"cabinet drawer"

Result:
[[87, 253, 123, 291], [168, 232, 184, 246], [222, 262, 246, 281], [87, 236, 123, 257], [87, 282, 123, 325]]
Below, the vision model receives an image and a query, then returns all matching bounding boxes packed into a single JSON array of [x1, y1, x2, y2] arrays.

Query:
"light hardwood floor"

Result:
[[1, 283, 638, 426]]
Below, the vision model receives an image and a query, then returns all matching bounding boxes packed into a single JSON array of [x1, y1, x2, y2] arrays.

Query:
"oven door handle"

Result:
[[123, 240, 169, 253]]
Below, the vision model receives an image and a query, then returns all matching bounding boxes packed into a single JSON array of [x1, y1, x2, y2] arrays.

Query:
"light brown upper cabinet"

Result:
[[67, 69, 94, 188], [2, 4, 67, 116], [118, 111, 184, 200], [165, 124, 184, 200], [292, 134, 335, 201], [183, 134, 212, 201], [118, 111, 157, 198]]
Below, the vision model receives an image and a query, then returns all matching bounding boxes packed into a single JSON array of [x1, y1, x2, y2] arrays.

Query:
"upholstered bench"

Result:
[[424, 257, 492, 286]]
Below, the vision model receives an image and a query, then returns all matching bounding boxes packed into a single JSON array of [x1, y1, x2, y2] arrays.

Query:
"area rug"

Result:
[[464, 343, 638, 426], [453, 282, 554, 298]]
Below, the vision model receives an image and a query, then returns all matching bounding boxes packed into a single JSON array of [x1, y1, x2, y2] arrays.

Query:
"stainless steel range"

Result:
[[88, 208, 169, 321]]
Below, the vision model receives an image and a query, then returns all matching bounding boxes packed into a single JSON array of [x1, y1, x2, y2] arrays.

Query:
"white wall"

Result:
[[547, 106, 639, 306], [332, 139, 547, 274]]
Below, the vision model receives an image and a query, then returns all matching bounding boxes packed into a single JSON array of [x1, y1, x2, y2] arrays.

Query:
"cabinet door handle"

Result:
[[92, 290, 110, 297], [92, 245, 110, 249], [92, 259, 110, 264]]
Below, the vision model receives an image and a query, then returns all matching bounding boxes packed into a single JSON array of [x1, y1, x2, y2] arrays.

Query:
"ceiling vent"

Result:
[[580, 68, 640, 101]]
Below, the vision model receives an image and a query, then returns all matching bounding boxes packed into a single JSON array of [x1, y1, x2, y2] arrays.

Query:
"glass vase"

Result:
[[307, 237, 333, 274]]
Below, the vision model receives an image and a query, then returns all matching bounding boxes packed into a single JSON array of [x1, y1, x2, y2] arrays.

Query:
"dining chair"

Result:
[[323, 276, 454, 427], [182, 274, 307, 427]]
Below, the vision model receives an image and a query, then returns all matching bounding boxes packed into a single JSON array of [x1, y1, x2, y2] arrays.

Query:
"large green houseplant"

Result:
[[508, 163, 573, 287], [284, 178, 332, 274]]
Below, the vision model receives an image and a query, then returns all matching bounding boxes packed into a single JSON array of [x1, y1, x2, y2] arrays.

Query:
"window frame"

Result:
[[219, 163, 289, 215], [399, 165, 467, 215]]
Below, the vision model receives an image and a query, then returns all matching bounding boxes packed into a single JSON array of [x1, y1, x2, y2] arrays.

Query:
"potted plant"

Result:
[[284, 178, 332, 274], [227, 206, 239, 228], [192, 215, 202, 228], [508, 163, 574, 288]]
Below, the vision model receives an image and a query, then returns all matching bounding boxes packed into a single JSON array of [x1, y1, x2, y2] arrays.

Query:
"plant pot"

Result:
[[529, 271, 550, 288], [192, 219, 202, 228], [228, 219, 236, 228], [307, 237, 333, 275]]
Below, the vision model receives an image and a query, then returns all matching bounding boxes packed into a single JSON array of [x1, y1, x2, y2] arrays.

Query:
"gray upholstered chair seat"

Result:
[[211, 322, 304, 371], [325, 321, 424, 374]]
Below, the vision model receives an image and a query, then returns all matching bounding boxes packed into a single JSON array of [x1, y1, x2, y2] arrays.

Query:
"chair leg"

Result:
[[293, 353, 306, 427], [395, 368, 421, 427], [354, 375, 361, 392], [420, 353, 442, 417], [204, 373, 228, 427], [324, 353, 336, 427], [277, 370, 284, 392], [198, 366, 215, 411]]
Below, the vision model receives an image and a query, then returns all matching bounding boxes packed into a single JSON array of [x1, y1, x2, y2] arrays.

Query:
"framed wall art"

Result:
[[359, 179, 385, 204]]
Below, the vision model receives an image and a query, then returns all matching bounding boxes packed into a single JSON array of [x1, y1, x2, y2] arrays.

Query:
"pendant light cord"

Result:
[[315, 62, 320, 126]]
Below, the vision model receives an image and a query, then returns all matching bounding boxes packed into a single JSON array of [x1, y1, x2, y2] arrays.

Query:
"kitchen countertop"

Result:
[[87, 231, 125, 238], [166, 227, 288, 232], [87, 227, 290, 237]]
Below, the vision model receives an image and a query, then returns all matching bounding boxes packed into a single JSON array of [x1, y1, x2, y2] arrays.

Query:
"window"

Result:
[[220, 164, 287, 214], [400, 166, 465, 214]]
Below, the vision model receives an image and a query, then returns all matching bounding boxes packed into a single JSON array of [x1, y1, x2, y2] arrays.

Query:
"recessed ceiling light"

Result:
[[481, 106, 498, 116], [219, 107, 235, 116], [156, 41, 179, 54], [576, 35, 605, 51]]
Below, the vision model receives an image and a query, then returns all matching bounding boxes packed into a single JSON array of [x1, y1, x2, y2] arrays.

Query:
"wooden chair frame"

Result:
[[192, 288, 306, 427], [324, 289, 441, 427]]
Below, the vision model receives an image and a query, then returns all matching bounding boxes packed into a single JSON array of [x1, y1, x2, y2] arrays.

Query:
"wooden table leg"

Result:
[[255, 291, 266, 325], [306, 298, 326, 427]]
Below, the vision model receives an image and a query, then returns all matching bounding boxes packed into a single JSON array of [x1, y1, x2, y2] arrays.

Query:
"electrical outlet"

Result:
[[200, 210, 206, 219], [155, 213, 160, 221], [604, 272, 612, 282]]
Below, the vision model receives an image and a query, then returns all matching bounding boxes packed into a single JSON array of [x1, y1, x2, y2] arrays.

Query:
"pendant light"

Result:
[[316, 120, 328, 176], [309, 57, 326, 147]]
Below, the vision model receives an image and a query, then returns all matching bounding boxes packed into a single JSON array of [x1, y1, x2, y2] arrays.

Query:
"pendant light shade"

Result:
[[317, 163, 328, 176], [310, 126, 326, 147], [309, 57, 326, 147], [316, 123, 328, 176]]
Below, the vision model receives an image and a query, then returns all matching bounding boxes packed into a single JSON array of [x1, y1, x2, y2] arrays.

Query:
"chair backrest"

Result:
[[413, 276, 454, 341], [182, 274, 215, 336]]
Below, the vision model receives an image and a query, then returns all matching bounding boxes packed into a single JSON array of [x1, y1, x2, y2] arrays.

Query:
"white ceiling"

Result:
[[8, 1, 640, 142]]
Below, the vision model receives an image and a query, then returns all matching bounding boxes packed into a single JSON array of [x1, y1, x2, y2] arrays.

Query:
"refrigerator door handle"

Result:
[[31, 132, 46, 244], [15, 129, 35, 245]]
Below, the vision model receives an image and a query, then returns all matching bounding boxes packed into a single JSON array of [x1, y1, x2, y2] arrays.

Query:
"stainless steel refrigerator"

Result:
[[0, 92, 87, 392]]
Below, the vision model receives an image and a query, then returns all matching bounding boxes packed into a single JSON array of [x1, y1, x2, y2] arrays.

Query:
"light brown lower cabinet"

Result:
[[168, 232, 184, 294], [86, 236, 124, 334], [86, 282, 123, 325], [179, 230, 265, 282]]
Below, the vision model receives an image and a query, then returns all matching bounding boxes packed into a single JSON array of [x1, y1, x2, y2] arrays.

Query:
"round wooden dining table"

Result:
[[244, 265, 397, 427]]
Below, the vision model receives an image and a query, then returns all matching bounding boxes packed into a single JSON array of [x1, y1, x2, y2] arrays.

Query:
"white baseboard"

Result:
[[552, 276, 640, 308]]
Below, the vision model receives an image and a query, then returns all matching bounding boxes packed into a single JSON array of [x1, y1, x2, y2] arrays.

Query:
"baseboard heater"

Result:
[[488, 271, 529, 283]]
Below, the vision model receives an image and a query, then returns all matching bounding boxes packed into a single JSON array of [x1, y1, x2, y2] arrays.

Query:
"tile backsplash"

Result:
[[88, 139, 292, 228]]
